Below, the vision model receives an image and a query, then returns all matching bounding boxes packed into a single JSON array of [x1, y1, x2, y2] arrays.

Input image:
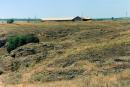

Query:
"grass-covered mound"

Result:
[[0, 21, 130, 87]]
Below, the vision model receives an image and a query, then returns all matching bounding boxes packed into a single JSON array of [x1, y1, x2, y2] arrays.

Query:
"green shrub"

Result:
[[7, 19, 14, 24], [7, 34, 39, 53]]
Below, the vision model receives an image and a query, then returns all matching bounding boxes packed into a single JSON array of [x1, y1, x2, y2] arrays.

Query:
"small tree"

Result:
[[27, 18, 31, 23], [7, 19, 14, 24], [111, 17, 114, 20]]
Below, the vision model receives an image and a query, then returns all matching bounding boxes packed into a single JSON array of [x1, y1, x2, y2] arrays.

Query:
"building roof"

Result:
[[41, 16, 91, 21], [41, 17, 74, 21], [81, 17, 91, 19]]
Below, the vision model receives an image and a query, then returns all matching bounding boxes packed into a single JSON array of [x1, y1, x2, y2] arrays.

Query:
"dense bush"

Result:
[[7, 34, 39, 53], [7, 19, 14, 24]]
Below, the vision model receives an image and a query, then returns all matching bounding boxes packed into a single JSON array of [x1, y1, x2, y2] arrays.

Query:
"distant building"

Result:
[[73, 16, 92, 21], [41, 16, 92, 22]]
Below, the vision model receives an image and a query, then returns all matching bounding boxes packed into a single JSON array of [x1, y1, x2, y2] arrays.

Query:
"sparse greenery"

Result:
[[7, 34, 39, 53]]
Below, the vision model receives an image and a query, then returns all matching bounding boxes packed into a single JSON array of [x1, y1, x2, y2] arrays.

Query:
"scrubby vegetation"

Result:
[[0, 21, 130, 87], [7, 34, 39, 53], [30, 69, 84, 83]]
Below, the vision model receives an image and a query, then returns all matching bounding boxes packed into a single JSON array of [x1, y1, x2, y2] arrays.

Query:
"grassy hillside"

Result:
[[0, 20, 130, 87]]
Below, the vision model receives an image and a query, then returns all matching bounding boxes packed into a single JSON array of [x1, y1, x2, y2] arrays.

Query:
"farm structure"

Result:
[[41, 16, 92, 22]]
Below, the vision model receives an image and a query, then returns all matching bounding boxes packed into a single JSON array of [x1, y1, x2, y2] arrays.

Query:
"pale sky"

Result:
[[0, 0, 129, 18]]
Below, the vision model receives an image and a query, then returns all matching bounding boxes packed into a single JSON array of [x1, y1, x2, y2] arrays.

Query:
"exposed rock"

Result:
[[0, 37, 6, 48], [8, 42, 70, 71], [11, 52, 48, 71], [10, 42, 68, 58], [114, 59, 126, 62], [99, 64, 130, 75], [10, 47, 36, 58], [43, 29, 79, 40], [30, 69, 84, 82]]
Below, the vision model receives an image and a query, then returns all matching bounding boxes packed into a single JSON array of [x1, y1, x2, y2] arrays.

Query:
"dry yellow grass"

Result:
[[4, 69, 130, 87], [0, 21, 130, 87]]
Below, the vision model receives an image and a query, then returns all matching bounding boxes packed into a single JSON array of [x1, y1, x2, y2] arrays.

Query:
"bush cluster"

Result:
[[7, 19, 14, 24], [7, 34, 39, 53]]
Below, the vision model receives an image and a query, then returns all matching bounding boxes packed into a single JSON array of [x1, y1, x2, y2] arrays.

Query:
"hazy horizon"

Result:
[[0, 0, 130, 18]]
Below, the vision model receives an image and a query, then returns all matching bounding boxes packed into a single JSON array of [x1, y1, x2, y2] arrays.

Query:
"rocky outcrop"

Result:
[[8, 42, 69, 71], [10, 42, 67, 58], [10, 47, 36, 58], [0, 38, 6, 48]]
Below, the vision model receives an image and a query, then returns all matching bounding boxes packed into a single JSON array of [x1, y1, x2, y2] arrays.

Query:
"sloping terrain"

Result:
[[0, 21, 130, 87]]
